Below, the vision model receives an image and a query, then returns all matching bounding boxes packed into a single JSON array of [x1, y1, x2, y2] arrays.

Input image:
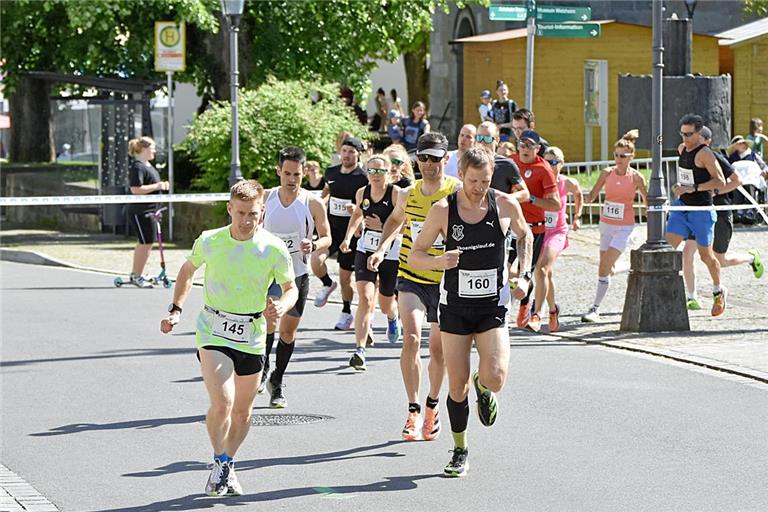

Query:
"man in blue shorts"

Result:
[[666, 114, 727, 316]]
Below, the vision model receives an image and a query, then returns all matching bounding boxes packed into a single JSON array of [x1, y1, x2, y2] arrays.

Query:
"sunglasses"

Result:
[[367, 168, 387, 175], [547, 159, 561, 167], [475, 134, 495, 144], [614, 152, 633, 159], [518, 141, 537, 149], [390, 158, 404, 166], [417, 154, 443, 163], [680, 131, 697, 138]]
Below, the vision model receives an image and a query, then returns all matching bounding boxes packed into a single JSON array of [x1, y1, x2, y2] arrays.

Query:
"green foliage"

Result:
[[180, 77, 370, 192], [744, 0, 768, 15], [0, 0, 218, 93]]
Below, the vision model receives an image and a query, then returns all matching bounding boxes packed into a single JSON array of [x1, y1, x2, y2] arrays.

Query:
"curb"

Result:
[[1, 248, 123, 276], [0, 464, 58, 511], [550, 329, 768, 384]]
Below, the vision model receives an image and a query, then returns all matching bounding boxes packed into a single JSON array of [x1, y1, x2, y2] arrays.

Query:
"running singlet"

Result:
[[678, 144, 714, 206], [600, 168, 637, 226], [512, 154, 557, 234], [325, 164, 369, 224], [545, 176, 568, 231], [187, 226, 294, 355], [358, 184, 400, 260], [440, 190, 509, 307], [263, 188, 315, 277], [399, 177, 460, 285]]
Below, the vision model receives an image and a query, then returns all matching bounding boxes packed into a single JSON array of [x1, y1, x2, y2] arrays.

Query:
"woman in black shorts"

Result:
[[127, 137, 169, 288], [340, 154, 403, 370]]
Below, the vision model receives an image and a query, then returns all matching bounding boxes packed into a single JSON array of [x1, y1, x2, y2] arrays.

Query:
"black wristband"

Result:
[[311, 241, 317, 252]]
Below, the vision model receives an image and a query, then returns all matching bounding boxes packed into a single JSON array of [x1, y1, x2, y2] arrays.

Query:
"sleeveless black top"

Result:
[[678, 144, 713, 206], [440, 190, 509, 307], [359, 184, 396, 254]]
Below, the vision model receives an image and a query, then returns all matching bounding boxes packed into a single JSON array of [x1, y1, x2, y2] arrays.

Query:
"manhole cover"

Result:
[[251, 413, 333, 426]]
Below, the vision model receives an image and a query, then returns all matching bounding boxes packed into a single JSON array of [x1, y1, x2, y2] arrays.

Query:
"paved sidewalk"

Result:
[[1, 224, 766, 383]]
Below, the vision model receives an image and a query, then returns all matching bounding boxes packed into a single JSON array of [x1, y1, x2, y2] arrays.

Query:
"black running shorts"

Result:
[[396, 278, 440, 323], [130, 210, 157, 244], [354, 252, 398, 296], [438, 304, 508, 336], [267, 274, 310, 318], [328, 222, 358, 271], [197, 345, 264, 376]]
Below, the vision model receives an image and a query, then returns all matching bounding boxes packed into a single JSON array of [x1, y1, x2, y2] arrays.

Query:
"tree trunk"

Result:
[[194, 15, 253, 102], [403, 39, 431, 114], [9, 76, 53, 162]]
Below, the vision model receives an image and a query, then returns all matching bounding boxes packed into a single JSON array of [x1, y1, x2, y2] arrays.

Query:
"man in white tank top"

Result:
[[261, 147, 332, 407]]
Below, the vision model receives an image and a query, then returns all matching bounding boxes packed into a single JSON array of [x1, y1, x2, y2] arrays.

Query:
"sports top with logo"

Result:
[[188, 226, 294, 355], [263, 188, 314, 276], [399, 177, 460, 285], [677, 144, 714, 206], [600, 168, 638, 226], [512, 154, 558, 234], [325, 164, 369, 227], [440, 190, 509, 307], [546, 176, 569, 231], [358, 183, 401, 260]]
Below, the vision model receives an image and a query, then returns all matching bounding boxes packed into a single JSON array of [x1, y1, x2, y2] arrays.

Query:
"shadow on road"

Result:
[[0, 347, 192, 369], [100, 473, 438, 511], [123, 439, 409, 479]]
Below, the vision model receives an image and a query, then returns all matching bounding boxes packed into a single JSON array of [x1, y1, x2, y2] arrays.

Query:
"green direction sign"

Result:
[[536, 5, 592, 22], [536, 22, 601, 38], [489, 4, 527, 21]]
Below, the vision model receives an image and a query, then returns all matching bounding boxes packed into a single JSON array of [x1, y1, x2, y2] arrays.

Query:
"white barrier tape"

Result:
[[0, 189, 325, 207], [583, 202, 768, 212], [0, 193, 230, 207]]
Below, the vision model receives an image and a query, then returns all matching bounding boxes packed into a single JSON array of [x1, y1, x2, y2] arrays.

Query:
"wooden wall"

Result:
[[462, 22, 720, 161], [732, 36, 768, 137]]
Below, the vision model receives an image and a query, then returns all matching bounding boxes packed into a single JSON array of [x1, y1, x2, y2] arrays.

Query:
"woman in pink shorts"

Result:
[[529, 147, 583, 332]]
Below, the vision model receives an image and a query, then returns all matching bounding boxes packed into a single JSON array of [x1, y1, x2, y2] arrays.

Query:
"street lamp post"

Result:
[[619, 0, 690, 332], [221, 0, 244, 187]]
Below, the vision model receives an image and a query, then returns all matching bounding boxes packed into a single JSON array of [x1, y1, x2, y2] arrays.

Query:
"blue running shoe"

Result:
[[387, 317, 401, 343]]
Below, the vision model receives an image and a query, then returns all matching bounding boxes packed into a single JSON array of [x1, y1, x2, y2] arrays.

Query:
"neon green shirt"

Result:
[[188, 225, 294, 354]]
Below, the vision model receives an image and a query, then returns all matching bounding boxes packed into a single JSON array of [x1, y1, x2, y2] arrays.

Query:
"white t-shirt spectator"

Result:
[[479, 104, 493, 123], [444, 151, 460, 178]]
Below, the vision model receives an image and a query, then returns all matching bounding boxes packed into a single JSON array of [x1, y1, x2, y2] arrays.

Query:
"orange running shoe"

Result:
[[548, 305, 560, 332], [421, 406, 441, 441], [401, 411, 420, 441], [711, 287, 727, 317], [527, 313, 542, 332], [516, 303, 530, 329]]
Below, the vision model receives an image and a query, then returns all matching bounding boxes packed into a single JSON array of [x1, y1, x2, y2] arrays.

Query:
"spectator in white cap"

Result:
[[479, 90, 494, 123]]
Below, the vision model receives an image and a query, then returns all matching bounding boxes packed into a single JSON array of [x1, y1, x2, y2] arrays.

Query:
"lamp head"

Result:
[[684, 0, 697, 18], [221, 0, 245, 16]]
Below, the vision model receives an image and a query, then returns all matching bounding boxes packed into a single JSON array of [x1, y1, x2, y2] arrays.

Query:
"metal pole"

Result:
[[646, 0, 667, 247], [228, 15, 243, 187], [166, 71, 174, 241], [525, 16, 536, 110]]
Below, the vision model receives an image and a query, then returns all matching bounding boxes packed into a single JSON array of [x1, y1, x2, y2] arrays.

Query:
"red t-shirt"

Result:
[[512, 155, 557, 234]]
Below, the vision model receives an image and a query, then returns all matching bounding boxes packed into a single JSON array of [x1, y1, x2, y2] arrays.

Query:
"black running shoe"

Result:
[[349, 348, 366, 371], [267, 376, 287, 409], [443, 447, 469, 477], [473, 370, 498, 426]]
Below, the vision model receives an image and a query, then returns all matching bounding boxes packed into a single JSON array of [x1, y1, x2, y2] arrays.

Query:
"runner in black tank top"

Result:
[[339, 156, 403, 370], [440, 190, 508, 309], [406, 146, 533, 478], [666, 114, 728, 318]]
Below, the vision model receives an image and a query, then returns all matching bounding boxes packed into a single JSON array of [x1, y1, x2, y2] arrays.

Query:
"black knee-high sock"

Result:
[[265, 332, 276, 358], [271, 338, 294, 384], [319, 273, 333, 287], [446, 396, 469, 433], [342, 300, 351, 314]]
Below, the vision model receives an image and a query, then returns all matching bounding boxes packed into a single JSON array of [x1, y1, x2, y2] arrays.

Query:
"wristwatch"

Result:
[[168, 303, 182, 314], [693, 183, 699, 192], [529, 196, 536, 204], [520, 271, 533, 281], [311, 241, 317, 252]]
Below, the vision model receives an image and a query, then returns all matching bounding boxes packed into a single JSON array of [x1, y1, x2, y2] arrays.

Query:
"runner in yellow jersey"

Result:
[[368, 132, 460, 441]]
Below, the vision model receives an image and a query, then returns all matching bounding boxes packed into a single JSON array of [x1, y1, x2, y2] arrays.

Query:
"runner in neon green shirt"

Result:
[[160, 180, 297, 497]]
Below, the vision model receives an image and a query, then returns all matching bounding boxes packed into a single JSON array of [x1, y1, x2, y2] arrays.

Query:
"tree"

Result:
[[744, 0, 768, 16], [179, 77, 369, 191]]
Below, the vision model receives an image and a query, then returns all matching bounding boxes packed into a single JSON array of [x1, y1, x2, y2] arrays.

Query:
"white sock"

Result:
[[593, 276, 610, 308], [686, 291, 697, 300], [713, 285, 722, 294]]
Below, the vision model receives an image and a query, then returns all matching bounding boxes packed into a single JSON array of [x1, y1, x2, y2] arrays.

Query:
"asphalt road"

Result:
[[2, 261, 767, 511]]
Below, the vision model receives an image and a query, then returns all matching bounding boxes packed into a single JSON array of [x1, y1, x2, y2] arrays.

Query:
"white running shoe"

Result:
[[226, 461, 243, 496], [314, 281, 338, 307], [581, 306, 600, 323], [205, 459, 228, 496], [335, 311, 354, 330]]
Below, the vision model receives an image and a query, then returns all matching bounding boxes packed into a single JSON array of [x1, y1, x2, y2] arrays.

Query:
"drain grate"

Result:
[[251, 413, 333, 426]]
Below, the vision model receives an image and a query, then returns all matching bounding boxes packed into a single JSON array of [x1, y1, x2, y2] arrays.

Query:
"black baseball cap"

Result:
[[341, 137, 365, 153], [416, 134, 449, 158]]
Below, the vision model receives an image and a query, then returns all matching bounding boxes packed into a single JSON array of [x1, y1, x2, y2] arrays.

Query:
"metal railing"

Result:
[[560, 156, 679, 224]]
